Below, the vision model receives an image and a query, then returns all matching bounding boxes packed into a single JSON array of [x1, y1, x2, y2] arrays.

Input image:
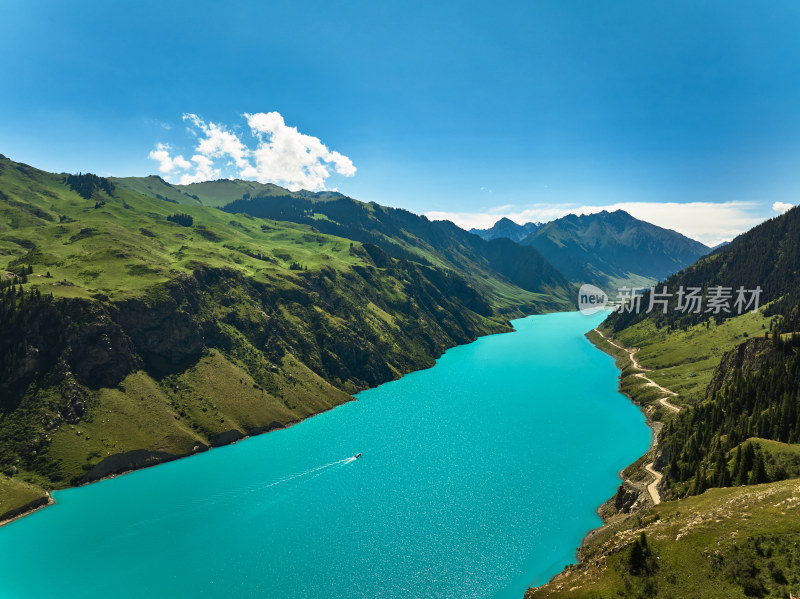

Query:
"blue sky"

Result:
[[2, 1, 799, 244]]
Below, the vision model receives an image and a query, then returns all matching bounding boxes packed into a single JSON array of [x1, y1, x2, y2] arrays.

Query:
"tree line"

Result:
[[663, 332, 800, 497], [64, 172, 115, 200]]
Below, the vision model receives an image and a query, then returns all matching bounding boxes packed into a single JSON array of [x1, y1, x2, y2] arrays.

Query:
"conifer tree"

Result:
[[748, 450, 768, 485]]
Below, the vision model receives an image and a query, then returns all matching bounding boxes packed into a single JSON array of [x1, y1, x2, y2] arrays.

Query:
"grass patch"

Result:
[[0, 475, 47, 521], [734, 438, 800, 481], [607, 310, 770, 406], [0, 157, 371, 302], [529, 478, 800, 599]]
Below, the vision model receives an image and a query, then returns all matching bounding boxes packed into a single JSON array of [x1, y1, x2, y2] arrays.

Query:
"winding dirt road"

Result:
[[643, 463, 663, 505], [593, 329, 681, 412], [592, 328, 681, 505]]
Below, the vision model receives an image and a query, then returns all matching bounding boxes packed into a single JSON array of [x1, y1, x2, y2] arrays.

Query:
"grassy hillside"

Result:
[[1, 161, 372, 301], [113, 175, 345, 209], [528, 478, 800, 599], [611, 310, 770, 406], [750, 439, 800, 477], [204, 187, 576, 312], [0, 475, 48, 524], [731, 438, 800, 482], [0, 154, 575, 521]]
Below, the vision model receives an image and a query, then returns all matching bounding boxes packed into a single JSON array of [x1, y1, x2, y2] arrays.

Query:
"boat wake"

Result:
[[118, 455, 360, 534], [255, 456, 357, 492]]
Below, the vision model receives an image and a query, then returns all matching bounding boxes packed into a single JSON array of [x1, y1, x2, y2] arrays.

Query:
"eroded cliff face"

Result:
[[706, 337, 777, 400], [0, 261, 513, 491]]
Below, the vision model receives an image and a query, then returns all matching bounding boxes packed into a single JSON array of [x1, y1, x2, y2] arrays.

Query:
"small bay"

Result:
[[0, 311, 650, 598]]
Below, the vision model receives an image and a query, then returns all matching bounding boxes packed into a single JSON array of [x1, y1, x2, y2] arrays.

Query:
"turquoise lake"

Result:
[[0, 311, 650, 598]]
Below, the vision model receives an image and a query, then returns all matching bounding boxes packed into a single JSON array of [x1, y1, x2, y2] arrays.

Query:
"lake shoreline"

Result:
[[1, 310, 652, 598], [0, 493, 54, 528], [0, 399, 334, 528], [0, 315, 527, 528], [526, 325, 668, 596]]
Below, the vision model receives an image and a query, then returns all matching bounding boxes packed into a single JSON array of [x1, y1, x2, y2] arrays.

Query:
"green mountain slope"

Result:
[[0, 154, 573, 521], [597, 206, 800, 500], [0, 166, 368, 302], [116, 176, 577, 314], [520, 209, 710, 292], [215, 192, 576, 311], [528, 478, 800, 599], [112, 175, 344, 208]]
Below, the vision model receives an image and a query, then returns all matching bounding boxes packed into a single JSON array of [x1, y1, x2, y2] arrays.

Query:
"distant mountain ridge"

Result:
[[470, 217, 541, 242], [518, 209, 710, 292], [710, 241, 730, 251]]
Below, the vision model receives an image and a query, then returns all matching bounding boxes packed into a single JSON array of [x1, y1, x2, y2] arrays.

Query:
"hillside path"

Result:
[[592, 328, 681, 412], [591, 328, 682, 504], [643, 463, 663, 505]]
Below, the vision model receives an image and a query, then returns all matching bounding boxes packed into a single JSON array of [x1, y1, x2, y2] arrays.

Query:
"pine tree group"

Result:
[[664, 333, 800, 497]]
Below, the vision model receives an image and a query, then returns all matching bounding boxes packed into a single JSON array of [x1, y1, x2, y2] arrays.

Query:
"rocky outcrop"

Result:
[[613, 482, 642, 513], [210, 429, 245, 448], [80, 449, 182, 483], [114, 280, 206, 375], [706, 337, 777, 399], [245, 421, 294, 436], [65, 308, 140, 388], [77, 441, 211, 484], [0, 297, 140, 410]]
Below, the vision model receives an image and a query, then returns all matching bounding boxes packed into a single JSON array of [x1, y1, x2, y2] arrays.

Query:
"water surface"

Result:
[[0, 311, 650, 598]]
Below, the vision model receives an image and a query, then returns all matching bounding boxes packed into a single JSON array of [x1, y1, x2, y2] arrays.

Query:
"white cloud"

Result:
[[329, 150, 356, 177], [183, 114, 251, 169], [148, 143, 191, 174], [178, 155, 220, 185], [773, 201, 794, 214], [242, 111, 356, 190], [148, 112, 356, 191], [426, 201, 767, 247]]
